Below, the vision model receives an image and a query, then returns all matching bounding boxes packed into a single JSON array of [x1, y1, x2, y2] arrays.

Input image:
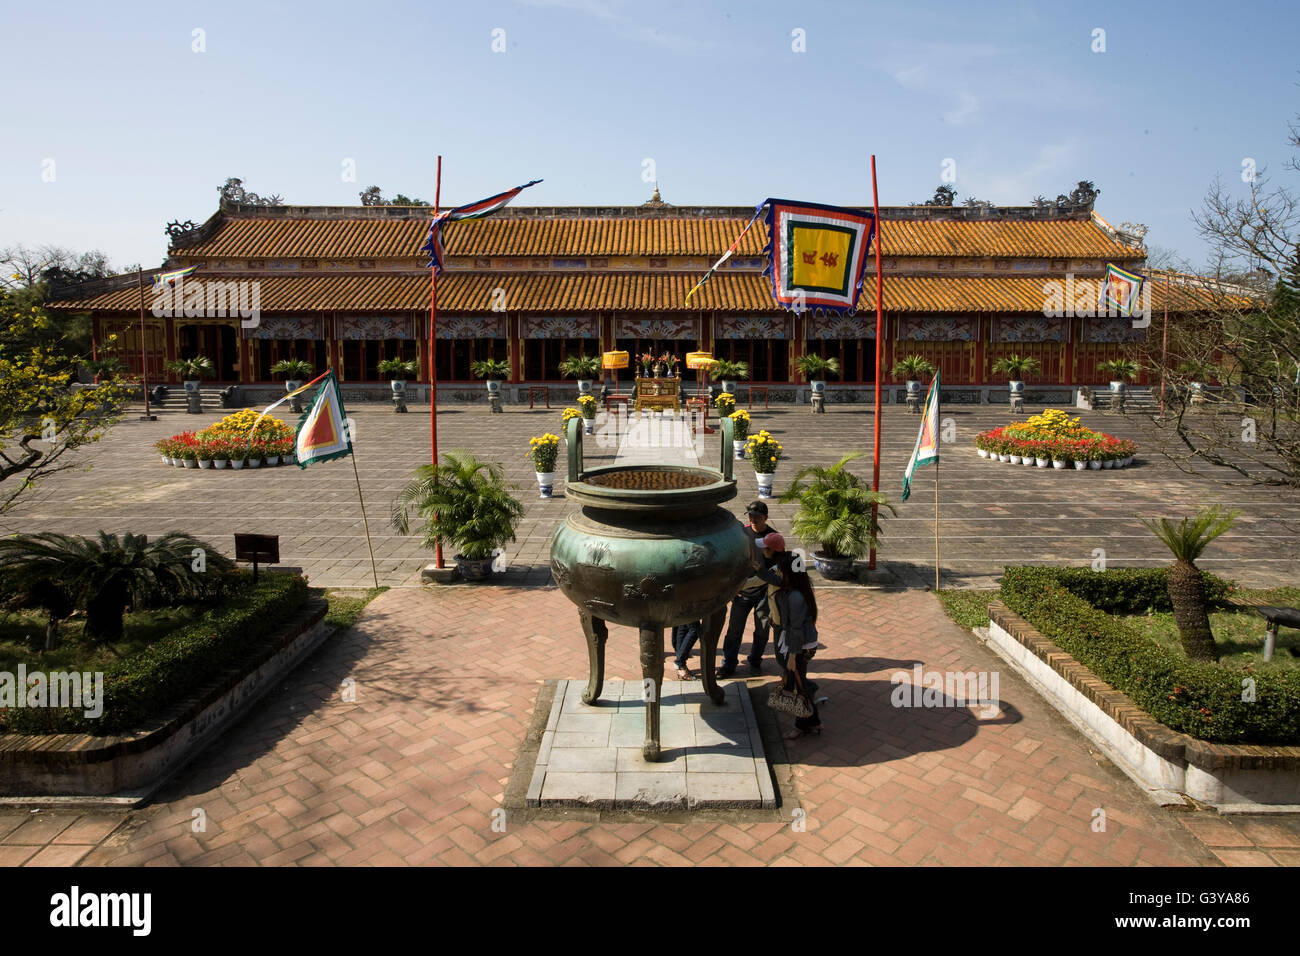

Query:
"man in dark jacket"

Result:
[[717, 502, 780, 677]]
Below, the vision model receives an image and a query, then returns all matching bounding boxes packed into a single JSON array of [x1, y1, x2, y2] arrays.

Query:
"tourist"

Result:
[[672, 620, 700, 680], [771, 549, 822, 739], [718, 501, 780, 677]]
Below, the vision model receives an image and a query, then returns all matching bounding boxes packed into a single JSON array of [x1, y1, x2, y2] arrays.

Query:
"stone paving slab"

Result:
[[6, 586, 1290, 866], [528, 679, 773, 810], [6, 400, 1296, 590]]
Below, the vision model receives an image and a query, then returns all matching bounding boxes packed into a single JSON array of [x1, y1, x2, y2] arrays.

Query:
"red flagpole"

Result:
[[137, 268, 154, 421], [430, 155, 444, 568], [869, 155, 884, 570]]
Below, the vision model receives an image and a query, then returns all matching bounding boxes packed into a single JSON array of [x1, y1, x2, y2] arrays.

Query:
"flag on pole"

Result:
[[685, 204, 765, 304], [293, 371, 353, 468], [762, 199, 876, 313], [902, 372, 941, 502], [151, 263, 200, 293], [420, 179, 543, 274], [1098, 263, 1145, 317]]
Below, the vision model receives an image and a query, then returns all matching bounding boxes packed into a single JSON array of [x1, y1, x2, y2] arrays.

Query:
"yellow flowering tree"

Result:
[[0, 294, 130, 513]]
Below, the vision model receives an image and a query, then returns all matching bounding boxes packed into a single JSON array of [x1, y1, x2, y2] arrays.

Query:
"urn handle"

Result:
[[718, 415, 734, 481], [567, 415, 583, 482]]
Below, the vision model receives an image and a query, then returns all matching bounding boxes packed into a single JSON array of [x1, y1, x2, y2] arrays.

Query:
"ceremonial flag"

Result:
[[151, 263, 199, 293], [685, 204, 765, 304], [1098, 263, 1145, 317], [902, 372, 941, 502], [763, 199, 876, 313], [293, 371, 353, 468], [420, 179, 543, 274]]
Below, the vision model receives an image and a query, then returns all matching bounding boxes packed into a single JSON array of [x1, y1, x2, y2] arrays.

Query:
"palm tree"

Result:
[[1139, 506, 1239, 662], [991, 354, 1042, 381], [390, 451, 525, 561], [779, 452, 897, 560], [0, 531, 235, 643], [711, 359, 751, 382]]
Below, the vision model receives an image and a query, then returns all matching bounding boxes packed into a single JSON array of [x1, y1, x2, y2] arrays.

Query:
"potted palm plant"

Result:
[[1098, 358, 1140, 394], [711, 358, 750, 395], [892, 355, 937, 399], [794, 353, 841, 397], [165, 356, 215, 392], [271, 357, 313, 413], [779, 452, 896, 580], [377, 357, 418, 393], [471, 358, 511, 395], [390, 451, 525, 582], [558, 353, 601, 395], [1138, 506, 1238, 662], [991, 354, 1041, 399]]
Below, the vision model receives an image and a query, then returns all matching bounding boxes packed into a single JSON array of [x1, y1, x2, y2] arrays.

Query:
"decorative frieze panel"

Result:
[[991, 315, 1068, 342], [614, 317, 699, 340], [436, 315, 508, 339], [521, 314, 599, 339], [242, 316, 323, 340], [337, 315, 416, 340], [1083, 318, 1146, 343], [805, 314, 874, 339], [715, 314, 793, 339], [897, 315, 978, 341]]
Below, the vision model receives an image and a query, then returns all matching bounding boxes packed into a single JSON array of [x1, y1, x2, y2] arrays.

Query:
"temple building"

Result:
[[45, 190, 1229, 403]]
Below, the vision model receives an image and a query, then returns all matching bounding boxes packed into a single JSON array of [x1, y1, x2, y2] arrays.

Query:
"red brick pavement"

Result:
[[10, 588, 1248, 866]]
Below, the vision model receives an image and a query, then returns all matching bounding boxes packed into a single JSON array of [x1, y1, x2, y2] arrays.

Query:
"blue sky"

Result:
[[2, 0, 1297, 272]]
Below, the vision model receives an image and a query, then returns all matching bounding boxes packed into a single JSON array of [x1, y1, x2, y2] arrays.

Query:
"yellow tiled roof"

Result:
[[166, 214, 1143, 261], [50, 271, 1233, 315]]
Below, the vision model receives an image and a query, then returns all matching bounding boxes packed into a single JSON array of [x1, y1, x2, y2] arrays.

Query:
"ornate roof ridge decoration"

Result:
[[209, 201, 1101, 223]]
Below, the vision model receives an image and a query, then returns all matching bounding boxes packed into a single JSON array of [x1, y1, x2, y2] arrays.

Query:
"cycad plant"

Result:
[[164, 356, 215, 380], [779, 452, 897, 559], [891, 355, 937, 382], [390, 451, 525, 561], [270, 358, 313, 380], [711, 359, 751, 381], [991, 354, 1041, 381], [1139, 506, 1239, 662], [794, 354, 842, 380], [557, 353, 600, 380], [470, 358, 510, 381], [1097, 358, 1140, 382], [0, 531, 235, 643], [376, 357, 418, 380]]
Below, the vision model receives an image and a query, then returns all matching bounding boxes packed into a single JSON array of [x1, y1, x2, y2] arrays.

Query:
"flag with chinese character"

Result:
[[902, 372, 940, 502], [420, 179, 543, 274], [293, 371, 352, 468], [1098, 263, 1145, 317], [762, 199, 876, 313]]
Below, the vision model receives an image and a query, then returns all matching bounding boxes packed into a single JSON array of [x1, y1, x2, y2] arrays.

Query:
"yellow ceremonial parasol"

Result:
[[602, 350, 629, 369]]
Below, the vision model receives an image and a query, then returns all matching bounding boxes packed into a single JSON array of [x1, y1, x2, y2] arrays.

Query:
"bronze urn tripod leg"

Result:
[[639, 624, 663, 761], [579, 610, 608, 705], [699, 608, 727, 706]]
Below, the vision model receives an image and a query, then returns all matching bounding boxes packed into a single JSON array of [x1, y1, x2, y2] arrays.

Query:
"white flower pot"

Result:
[[213, 459, 229, 469], [734, 440, 746, 459], [1073, 460, 1087, 470], [183, 459, 198, 469], [997, 453, 1009, 462], [1022, 456, 1033, 466], [159, 454, 168, 464], [283, 453, 297, 465], [584, 420, 595, 435], [1008, 380, 1025, 395], [284, 379, 302, 392], [755, 471, 775, 498], [536, 471, 555, 499], [722, 380, 738, 394], [266, 455, 281, 466], [577, 380, 592, 395], [1125, 456, 1134, 466], [230, 458, 245, 470], [248, 458, 261, 469], [198, 459, 213, 469], [1109, 380, 1126, 393], [183, 379, 201, 393], [1102, 459, 1115, 469], [977, 448, 988, 458], [1035, 457, 1049, 468], [486, 379, 502, 394], [1052, 460, 1067, 469], [1010, 455, 1022, 465], [1088, 460, 1101, 470]]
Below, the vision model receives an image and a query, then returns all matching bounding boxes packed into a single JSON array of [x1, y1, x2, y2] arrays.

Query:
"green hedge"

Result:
[[1, 573, 311, 735], [999, 567, 1297, 744]]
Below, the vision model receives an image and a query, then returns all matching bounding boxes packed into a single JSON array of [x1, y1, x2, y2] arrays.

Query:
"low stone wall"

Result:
[[985, 602, 1300, 811], [0, 597, 329, 802]]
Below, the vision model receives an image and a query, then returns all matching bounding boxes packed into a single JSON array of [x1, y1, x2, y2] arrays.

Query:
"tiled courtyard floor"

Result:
[[3, 399, 1297, 589], [3, 587, 1296, 866]]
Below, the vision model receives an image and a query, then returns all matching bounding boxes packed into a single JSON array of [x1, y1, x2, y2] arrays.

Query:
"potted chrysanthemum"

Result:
[[729, 409, 751, 459], [576, 394, 598, 434], [527, 433, 561, 498], [746, 429, 782, 498]]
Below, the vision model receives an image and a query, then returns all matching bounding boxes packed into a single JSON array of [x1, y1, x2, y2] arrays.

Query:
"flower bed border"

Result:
[[985, 601, 1300, 810]]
